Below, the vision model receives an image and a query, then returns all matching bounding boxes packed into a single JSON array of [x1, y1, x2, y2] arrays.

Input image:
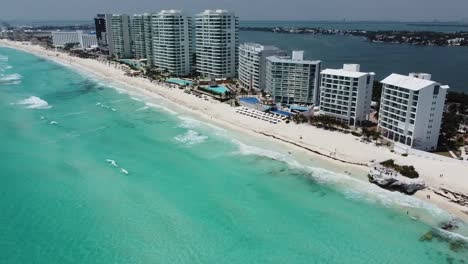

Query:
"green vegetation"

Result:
[[380, 159, 419, 179], [309, 115, 350, 130], [362, 128, 381, 140], [440, 94, 467, 149], [63, 42, 79, 51]]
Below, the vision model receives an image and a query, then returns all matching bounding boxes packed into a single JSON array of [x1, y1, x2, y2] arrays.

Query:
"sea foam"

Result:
[[145, 102, 177, 115], [0, 73, 22, 85], [15, 96, 51, 109], [174, 130, 208, 146], [231, 139, 450, 221]]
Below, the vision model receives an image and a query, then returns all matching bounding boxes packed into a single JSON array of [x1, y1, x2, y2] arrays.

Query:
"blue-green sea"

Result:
[[1, 46, 468, 263]]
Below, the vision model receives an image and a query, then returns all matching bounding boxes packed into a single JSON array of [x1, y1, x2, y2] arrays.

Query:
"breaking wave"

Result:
[[15, 96, 51, 109], [145, 102, 177, 115], [178, 116, 201, 129], [174, 130, 208, 146], [230, 139, 450, 221], [136, 106, 150, 112], [0, 73, 22, 85]]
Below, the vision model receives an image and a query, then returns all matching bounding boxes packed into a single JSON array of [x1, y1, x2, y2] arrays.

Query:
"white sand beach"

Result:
[[2, 39, 467, 221]]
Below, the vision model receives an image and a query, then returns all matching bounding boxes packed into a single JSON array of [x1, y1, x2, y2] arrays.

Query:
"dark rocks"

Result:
[[368, 166, 425, 195]]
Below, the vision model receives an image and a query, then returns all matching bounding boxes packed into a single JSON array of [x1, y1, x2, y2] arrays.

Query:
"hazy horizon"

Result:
[[1, 0, 468, 22]]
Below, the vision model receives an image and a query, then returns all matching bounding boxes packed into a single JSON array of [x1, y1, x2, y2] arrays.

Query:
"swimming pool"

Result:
[[203, 85, 229, 94], [166, 78, 193, 86], [271, 110, 294, 117], [239, 97, 261, 104]]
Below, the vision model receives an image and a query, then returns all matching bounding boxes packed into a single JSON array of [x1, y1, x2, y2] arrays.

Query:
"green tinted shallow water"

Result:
[[0, 47, 467, 264]]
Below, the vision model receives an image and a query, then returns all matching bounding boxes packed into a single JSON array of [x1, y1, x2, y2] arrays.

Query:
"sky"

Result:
[[1, 0, 468, 22]]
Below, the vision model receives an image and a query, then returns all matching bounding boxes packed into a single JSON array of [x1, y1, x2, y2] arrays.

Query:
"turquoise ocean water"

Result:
[[1, 47, 467, 263]]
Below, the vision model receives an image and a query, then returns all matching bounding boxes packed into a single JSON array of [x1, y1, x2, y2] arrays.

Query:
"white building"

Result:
[[143, 13, 154, 66], [151, 10, 193, 76], [110, 14, 132, 59], [131, 14, 146, 59], [52, 31, 97, 49], [238, 43, 284, 91], [265, 51, 322, 105], [378, 73, 449, 151], [320, 64, 375, 126], [195, 9, 238, 78]]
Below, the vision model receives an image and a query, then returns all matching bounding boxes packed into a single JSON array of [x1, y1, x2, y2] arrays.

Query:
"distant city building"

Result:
[[265, 51, 321, 105], [131, 14, 146, 59], [238, 43, 285, 91], [51, 31, 97, 49], [152, 10, 193, 76], [378, 73, 449, 151], [94, 14, 113, 53], [195, 9, 239, 78], [320, 64, 375, 126], [110, 14, 132, 59]]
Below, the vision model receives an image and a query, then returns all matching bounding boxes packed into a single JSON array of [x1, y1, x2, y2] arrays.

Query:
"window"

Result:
[[433, 85, 440, 95]]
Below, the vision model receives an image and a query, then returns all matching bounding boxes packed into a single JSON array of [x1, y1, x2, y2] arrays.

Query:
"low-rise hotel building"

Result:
[[378, 73, 449, 151], [320, 64, 375, 126], [52, 31, 97, 49], [238, 43, 284, 91], [152, 10, 193, 76], [265, 51, 321, 105], [195, 10, 239, 78]]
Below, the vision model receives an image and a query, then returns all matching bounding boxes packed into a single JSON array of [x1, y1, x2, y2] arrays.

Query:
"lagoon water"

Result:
[[1, 47, 468, 263], [240, 31, 468, 92]]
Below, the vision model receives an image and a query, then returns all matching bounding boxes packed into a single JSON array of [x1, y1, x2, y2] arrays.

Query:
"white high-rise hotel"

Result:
[[110, 14, 132, 59], [265, 51, 321, 105], [378, 73, 449, 151], [238, 43, 284, 91], [195, 10, 239, 78], [320, 64, 375, 126], [152, 10, 193, 76], [131, 14, 146, 60]]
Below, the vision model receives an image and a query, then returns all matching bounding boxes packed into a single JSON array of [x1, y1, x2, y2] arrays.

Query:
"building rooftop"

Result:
[[240, 43, 280, 52], [266, 55, 321, 65], [199, 9, 234, 15], [321, 68, 372, 78], [381, 73, 447, 91]]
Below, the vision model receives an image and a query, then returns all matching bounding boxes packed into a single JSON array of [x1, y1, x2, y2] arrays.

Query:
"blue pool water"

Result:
[[167, 78, 193, 86], [204, 85, 229, 94], [271, 109, 295, 117], [239, 97, 261, 104]]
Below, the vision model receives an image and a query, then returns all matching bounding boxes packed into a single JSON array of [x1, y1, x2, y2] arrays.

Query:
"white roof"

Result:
[[321, 68, 372, 78], [266, 56, 321, 65], [381, 73, 439, 91]]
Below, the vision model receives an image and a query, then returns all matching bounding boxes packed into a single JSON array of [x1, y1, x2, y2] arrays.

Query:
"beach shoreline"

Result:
[[2, 39, 468, 222]]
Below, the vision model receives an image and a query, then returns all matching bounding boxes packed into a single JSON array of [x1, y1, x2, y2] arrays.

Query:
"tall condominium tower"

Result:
[[195, 10, 238, 78], [110, 14, 132, 59], [238, 43, 285, 91], [94, 14, 114, 54], [320, 64, 375, 126], [265, 51, 322, 105], [378, 73, 449, 151], [131, 14, 146, 59], [152, 10, 193, 76], [143, 13, 154, 66]]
